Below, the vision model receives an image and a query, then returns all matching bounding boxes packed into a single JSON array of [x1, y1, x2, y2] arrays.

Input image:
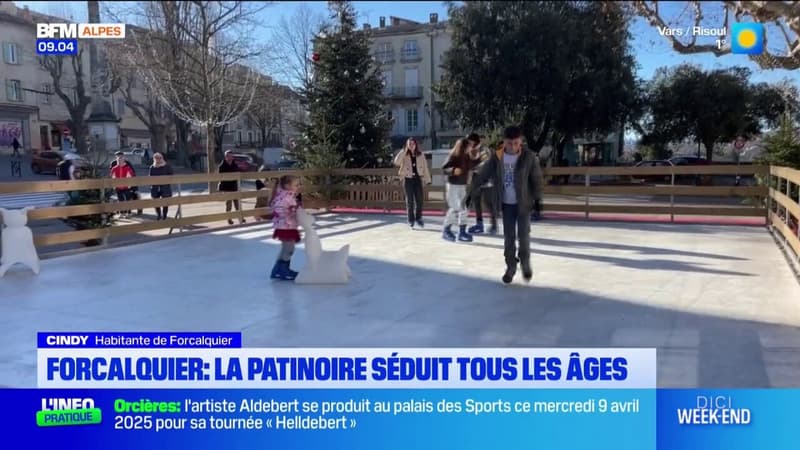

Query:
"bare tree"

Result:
[[123, 1, 268, 176], [631, 1, 800, 70], [104, 40, 172, 156], [269, 3, 326, 90], [247, 77, 286, 147], [39, 51, 93, 154]]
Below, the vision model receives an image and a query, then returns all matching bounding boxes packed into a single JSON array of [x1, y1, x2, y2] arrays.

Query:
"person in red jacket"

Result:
[[110, 151, 136, 218]]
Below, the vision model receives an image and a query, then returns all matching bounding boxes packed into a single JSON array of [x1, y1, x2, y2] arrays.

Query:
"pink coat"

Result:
[[270, 188, 298, 230]]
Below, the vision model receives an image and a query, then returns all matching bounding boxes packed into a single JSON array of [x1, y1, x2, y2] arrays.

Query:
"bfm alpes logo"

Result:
[[36, 23, 126, 39], [37, 397, 102, 427]]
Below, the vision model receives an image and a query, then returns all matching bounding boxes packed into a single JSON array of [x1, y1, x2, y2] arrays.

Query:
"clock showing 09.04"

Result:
[[36, 39, 78, 56]]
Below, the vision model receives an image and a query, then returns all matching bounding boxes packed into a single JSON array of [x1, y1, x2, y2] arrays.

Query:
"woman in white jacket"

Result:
[[393, 138, 431, 229]]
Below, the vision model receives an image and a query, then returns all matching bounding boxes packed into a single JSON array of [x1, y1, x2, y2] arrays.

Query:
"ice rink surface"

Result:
[[1, 213, 799, 388]]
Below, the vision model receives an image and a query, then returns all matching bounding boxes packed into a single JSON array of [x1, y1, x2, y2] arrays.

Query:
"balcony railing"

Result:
[[400, 49, 421, 62], [385, 86, 423, 99], [374, 50, 394, 64]]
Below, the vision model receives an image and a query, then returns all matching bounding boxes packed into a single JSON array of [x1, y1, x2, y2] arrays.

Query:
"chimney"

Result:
[[430, 13, 438, 24], [379, 16, 385, 28], [88, 1, 100, 23], [363, 23, 371, 30]]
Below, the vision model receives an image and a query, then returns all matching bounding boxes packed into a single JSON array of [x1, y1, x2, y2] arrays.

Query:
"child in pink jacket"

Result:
[[269, 175, 301, 281]]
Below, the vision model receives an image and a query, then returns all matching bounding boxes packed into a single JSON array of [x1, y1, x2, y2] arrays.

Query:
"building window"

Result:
[[248, 131, 253, 144], [40, 83, 53, 104], [3, 42, 20, 64], [116, 98, 126, 115], [375, 42, 393, 63], [401, 40, 419, 60], [237, 130, 242, 143], [381, 70, 392, 95], [406, 109, 418, 133], [5, 80, 22, 101]]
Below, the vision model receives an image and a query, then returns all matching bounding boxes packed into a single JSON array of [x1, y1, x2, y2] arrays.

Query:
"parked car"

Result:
[[230, 153, 258, 172], [30, 150, 64, 174], [669, 156, 710, 184], [263, 158, 299, 171], [633, 160, 673, 183], [31, 151, 89, 175], [669, 156, 708, 166], [118, 148, 147, 166]]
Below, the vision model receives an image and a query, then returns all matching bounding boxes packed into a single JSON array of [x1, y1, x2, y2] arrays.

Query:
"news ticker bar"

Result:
[[2, 388, 796, 450], [37, 348, 656, 389], [37, 332, 242, 348]]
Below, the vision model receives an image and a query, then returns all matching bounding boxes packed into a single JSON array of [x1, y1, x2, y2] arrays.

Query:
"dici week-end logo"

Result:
[[37, 397, 102, 427], [731, 22, 764, 54]]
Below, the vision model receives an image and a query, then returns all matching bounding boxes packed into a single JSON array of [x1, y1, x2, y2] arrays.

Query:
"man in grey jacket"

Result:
[[469, 125, 544, 284]]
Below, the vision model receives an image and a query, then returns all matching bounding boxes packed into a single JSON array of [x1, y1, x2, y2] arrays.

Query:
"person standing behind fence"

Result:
[[394, 138, 431, 229], [218, 150, 245, 225], [110, 151, 135, 218], [442, 138, 480, 242], [11, 137, 21, 158], [149, 152, 173, 221], [466, 133, 498, 235]]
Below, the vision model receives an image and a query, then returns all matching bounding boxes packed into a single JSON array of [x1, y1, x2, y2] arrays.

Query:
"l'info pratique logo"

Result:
[[37, 397, 102, 427]]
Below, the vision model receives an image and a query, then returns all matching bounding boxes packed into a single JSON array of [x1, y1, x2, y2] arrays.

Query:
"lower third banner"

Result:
[[3, 388, 654, 449]]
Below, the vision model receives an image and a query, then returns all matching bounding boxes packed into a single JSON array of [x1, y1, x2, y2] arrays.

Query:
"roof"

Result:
[[0, 10, 34, 26], [367, 20, 449, 37]]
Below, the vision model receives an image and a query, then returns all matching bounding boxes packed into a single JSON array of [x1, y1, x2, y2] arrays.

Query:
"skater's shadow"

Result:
[[466, 240, 753, 277]]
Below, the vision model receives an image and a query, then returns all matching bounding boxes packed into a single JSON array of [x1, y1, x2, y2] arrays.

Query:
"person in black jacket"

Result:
[[218, 150, 244, 225], [149, 152, 174, 220]]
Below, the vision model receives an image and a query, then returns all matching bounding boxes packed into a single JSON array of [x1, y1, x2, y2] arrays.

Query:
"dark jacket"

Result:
[[442, 152, 480, 185], [149, 164, 174, 196], [469, 145, 544, 216], [218, 160, 240, 192]]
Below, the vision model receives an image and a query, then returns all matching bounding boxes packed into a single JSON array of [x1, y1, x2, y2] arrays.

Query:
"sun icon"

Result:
[[731, 23, 763, 54], [736, 29, 757, 48]]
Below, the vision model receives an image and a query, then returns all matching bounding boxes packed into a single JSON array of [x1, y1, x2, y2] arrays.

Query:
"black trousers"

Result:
[[403, 176, 424, 223], [474, 187, 497, 224], [151, 189, 172, 219], [502, 203, 531, 273], [116, 188, 132, 214]]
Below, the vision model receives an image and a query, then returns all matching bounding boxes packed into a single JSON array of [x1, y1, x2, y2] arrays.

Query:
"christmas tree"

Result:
[[297, 0, 391, 169]]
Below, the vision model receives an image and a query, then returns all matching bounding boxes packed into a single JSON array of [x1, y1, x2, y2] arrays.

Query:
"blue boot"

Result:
[[279, 261, 297, 281], [468, 221, 484, 234], [272, 261, 297, 281], [285, 261, 299, 280], [270, 261, 282, 279], [458, 225, 473, 242], [442, 225, 456, 242]]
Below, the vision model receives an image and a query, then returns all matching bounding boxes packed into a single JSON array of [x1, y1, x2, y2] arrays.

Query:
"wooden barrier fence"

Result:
[[0, 164, 791, 257], [767, 166, 800, 261]]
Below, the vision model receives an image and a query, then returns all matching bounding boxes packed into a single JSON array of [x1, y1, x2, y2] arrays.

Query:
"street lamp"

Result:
[[423, 102, 436, 150]]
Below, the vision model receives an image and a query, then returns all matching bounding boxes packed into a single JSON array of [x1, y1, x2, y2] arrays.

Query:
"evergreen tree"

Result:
[[760, 112, 800, 169], [296, 1, 391, 168]]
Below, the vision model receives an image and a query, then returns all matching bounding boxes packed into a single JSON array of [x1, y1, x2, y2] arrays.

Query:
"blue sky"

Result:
[[17, 0, 799, 85]]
